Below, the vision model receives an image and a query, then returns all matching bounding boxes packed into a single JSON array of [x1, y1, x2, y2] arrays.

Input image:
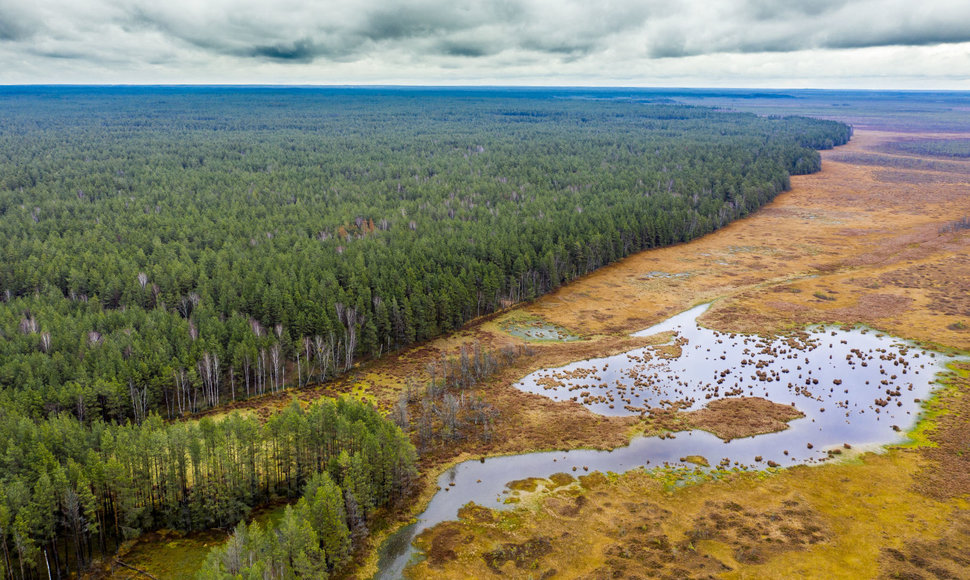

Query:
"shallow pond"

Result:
[[375, 303, 961, 579], [500, 319, 579, 341], [516, 303, 946, 437]]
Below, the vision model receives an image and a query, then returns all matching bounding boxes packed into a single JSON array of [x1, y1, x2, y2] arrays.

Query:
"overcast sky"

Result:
[[1, 0, 969, 88]]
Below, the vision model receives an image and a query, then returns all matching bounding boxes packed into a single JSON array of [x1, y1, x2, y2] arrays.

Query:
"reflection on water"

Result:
[[518, 303, 941, 429], [376, 303, 961, 579]]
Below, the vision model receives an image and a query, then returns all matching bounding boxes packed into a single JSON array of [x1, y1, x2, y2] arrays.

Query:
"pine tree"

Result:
[[304, 473, 350, 570]]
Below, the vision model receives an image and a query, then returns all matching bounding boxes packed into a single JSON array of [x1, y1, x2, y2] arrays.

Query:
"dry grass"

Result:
[[685, 397, 805, 441]]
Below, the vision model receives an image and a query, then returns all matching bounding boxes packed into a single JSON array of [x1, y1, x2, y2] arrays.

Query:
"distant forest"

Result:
[[0, 88, 850, 424]]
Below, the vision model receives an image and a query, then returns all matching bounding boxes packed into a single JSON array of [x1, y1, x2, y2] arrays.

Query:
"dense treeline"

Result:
[[0, 398, 416, 579], [0, 87, 849, 423]]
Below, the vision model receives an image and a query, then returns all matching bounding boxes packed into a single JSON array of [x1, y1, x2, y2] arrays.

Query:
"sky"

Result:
[[1, 0, 969, 88]]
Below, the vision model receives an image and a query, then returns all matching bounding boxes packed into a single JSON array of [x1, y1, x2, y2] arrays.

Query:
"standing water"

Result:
[[375, 303, 962, 579]]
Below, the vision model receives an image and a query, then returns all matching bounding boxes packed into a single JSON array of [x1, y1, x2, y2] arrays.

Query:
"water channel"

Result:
[[375, 303, 962, 579]]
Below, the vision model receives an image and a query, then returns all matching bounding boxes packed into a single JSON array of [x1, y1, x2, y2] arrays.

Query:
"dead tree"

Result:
[[173, 368, 194, 415], [197, 352, 220, 408], [129, 379, 148, 424], [269, 343, 283, 393], [336, 303, 365, 371], [39, 332, 52, 353], [19, 313, 38, 335]]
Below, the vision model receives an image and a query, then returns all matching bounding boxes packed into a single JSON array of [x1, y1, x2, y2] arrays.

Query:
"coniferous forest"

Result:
[[0, 87, 850, 578]]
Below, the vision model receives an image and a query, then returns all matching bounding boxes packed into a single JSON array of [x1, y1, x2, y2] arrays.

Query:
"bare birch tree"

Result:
[[336, 303, 364, 371]]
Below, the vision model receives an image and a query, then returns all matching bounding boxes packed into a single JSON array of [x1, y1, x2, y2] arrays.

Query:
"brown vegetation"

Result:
[[686, 397, 805, 440], [915, 363, 970, 500]]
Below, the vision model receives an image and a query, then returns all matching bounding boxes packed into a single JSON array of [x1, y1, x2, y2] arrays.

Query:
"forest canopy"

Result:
[[0, 86, 851, 579], [0, 87, 850, 424]]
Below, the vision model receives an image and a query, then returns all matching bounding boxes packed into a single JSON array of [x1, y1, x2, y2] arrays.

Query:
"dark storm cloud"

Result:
[[0, 22, 23, 41], [177, 1, 967, 64], [249, 39, 320, 62], [438, 41, 497, 58], [519, 37, 600, 57], [359, 4, 493, 41], [823, 24, 970, 50], [117, 2, 514, 62]]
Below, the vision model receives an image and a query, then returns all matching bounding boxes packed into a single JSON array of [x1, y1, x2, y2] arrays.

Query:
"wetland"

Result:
[[376, 303, 962, 578]]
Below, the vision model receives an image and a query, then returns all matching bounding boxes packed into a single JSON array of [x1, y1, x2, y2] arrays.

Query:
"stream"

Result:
[[375, 303, 962, 579]]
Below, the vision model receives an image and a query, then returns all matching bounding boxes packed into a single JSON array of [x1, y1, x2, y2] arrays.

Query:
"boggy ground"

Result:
[[400, 128, 970, 579], [407, 364, 970, 579]]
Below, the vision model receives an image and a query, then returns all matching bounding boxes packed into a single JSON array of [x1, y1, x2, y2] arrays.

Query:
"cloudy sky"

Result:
[[2, 0, 969, 88]]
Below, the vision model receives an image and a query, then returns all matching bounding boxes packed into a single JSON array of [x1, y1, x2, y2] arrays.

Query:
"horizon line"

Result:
[[1, 83, 969, 94]]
